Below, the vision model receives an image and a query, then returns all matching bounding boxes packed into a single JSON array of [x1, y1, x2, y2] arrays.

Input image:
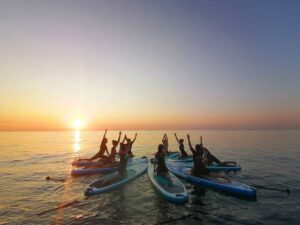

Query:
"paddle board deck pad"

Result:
[[167, 161, 242, 172], [72, 159, 105, 167], [167, 156, 193, 162], [72, 156, 145, 167], [165, 152, 180, 158], [148, 163, 188, 203], [85, 158, 148, 196], [167, 162, 256, 199]]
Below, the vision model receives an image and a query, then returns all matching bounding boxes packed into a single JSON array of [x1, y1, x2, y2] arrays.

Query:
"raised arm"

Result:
[[121, 135, 127, 144], [102, 129, 107, 140], [174, 133, 180, 143], [117, 131, 122, 143], [132, 133, 137, 143], [163, 133, 167, 140], [163, 133, 168, 141], [187, 134, 195, 153]]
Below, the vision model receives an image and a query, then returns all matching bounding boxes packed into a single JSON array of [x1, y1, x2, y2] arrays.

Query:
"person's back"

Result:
[[118, 143, 128, 177], [162, 134, 169, 153], [155, 151, 168, 174], [110, 145, 117, 163], [187, 135, 208, 177], [127, 141, 134, 157], [126, 133, 137, 158], [110, 131, 122, 163], [192, 145, 209, 177], [179, 142, 188, 158], [154, 144, 172, 184], [99, 141, 108, 155], [174, 133, 188, 158]]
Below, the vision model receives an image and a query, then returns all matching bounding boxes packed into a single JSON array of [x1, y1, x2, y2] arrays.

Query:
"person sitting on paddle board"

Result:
[[154, 144, 172, 184], [89, 129, 110, 161], [162, 133, 169, 154], [174, 133, 188, 159], [110, 131, 122, 163], [125, 133, 137, 158], [118, 135, 129, 177], [187, 134, 231, 182], [187, 134, 208, 176], [200, 136, 237, 166]]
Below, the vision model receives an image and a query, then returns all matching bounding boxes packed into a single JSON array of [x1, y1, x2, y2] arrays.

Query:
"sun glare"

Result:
[[73, 118, 83, 130]]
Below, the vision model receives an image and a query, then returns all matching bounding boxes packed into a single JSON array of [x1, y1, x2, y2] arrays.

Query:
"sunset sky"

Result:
[[0, 0, 300, 131]]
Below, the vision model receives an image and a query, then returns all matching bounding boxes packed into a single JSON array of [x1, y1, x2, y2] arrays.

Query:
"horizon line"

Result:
[[0, 128, 299, 132]]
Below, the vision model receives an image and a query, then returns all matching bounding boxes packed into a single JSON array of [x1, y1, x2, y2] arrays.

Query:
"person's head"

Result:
[[112, 140, 118, 146], [157, 144, 164, 153], [179, 139, 184, 144], [199, 143, 203, 149], [126, 138, 131, 143], [195, 144, 203, 154]]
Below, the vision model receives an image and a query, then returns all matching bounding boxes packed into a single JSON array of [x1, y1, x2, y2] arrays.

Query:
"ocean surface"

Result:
[[0, 130, 300, 225]]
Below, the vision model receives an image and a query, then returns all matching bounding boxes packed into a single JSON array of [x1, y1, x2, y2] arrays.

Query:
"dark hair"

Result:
[[158, 144, 164, 153], [112, 140, 118, 145], [179, 139, 184, 142]]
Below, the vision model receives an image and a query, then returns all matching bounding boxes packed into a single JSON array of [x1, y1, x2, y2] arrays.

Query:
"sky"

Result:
[[0, 0, 300, 131]]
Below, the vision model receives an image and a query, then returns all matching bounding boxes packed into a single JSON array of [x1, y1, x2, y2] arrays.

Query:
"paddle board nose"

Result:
[[85, 187, 93, 196]]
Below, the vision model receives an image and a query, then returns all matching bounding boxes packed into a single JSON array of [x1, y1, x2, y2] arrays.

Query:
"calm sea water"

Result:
[[0, 130, 300, 225]]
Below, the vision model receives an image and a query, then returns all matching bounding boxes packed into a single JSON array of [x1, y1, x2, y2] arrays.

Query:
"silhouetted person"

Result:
[[118, 135, 129, 177], [187, 134, 231, 182], [162, 133, 169, 154], [110, 131, 122, 163], [200, 136, 236, 166], [154, 144, 172, 184], [174, 133, 188, 159], [125, 133, 137, 158], [89, 129, 109, 161]]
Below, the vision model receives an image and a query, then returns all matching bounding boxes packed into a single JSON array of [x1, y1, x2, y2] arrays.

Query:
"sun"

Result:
[[73, 118, 83, 130]]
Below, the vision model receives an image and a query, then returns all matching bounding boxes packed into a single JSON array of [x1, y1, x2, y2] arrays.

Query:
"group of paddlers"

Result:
[[154, 133, 236, 182], [87, 129, 137, 176], [87, 131, 236, 180]]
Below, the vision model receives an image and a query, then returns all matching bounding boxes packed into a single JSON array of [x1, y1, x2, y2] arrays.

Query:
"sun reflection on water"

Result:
[[73, 130, 81, 152]]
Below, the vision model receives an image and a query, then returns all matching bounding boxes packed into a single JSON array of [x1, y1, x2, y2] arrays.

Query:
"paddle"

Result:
[[36, 200, 90, 216], [245, 171, 291, 194], [45, 176, 66, 182], [249, 184, 290, 194], [36, 200, 80, 215]]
